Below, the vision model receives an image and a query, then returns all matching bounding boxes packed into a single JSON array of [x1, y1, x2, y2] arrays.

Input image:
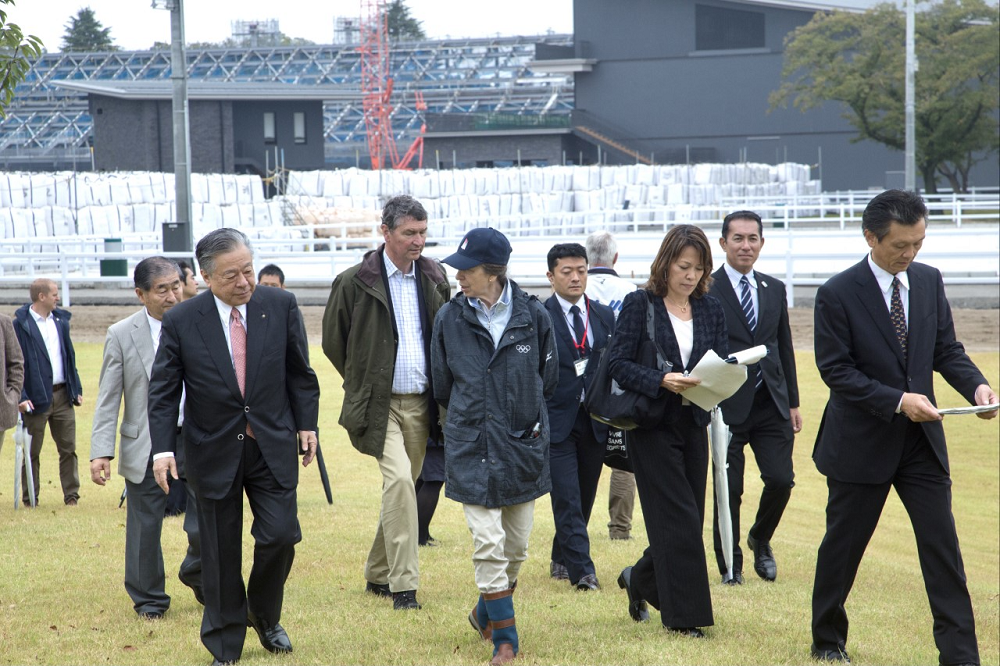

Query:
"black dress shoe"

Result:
[[747, 534, 777, 581], [811, 643, 850, 663], [211, 659, 238, 666], [550, 561, 569, 581], [139, 611, 164, 620], [667, 627, 705, 638], [722, 570, 744, 585], [247, 611, 293, 654], [575, 573, 601, 591], [392, 590, 421, 610], [365, 581, 392, 598], [616, 566, 649, 623], [178, 570, 205, 605]]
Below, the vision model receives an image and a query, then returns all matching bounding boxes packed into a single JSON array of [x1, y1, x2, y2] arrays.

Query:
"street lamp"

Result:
[[152, 0, 193, 254]]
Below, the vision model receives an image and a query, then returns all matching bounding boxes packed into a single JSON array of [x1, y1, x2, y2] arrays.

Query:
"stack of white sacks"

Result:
[[0, 162, 819, 247], [281, 162, 819, 237]]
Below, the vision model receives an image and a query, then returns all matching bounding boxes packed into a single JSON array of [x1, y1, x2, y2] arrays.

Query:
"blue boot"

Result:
[[468, 593, 491, 641], [484, 589, 517, 665]]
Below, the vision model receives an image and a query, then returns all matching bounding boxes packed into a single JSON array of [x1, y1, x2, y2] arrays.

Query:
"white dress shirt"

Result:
[[29, 305, 65, 385], [383, 251, 428, 394], [723, 261, 759, 318], [867, 253, 910, 325], [553, 293, 594, 355]]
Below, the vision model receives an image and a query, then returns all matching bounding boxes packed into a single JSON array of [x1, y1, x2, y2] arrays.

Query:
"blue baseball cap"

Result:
[[442, 227, 512, 270]]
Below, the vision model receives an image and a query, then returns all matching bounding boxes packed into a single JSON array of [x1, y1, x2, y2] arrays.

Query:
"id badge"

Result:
[[573, 357, 589, 377]]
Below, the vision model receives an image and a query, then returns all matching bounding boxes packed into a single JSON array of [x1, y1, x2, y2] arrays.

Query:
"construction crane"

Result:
[[358, 0, 425, 170]]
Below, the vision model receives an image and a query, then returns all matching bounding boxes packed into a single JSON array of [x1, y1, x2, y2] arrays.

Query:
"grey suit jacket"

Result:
[[0, 313, 24, 431], [90, 309, 158, 484]]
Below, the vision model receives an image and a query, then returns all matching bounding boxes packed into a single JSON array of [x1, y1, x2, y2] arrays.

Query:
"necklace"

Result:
[[664, 296, 690, 313]]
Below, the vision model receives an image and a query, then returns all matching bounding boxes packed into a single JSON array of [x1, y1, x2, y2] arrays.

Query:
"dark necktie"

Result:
[[740, 276, 763, 390], [230, 308, 254, 438], [890, 276, 907, 359], [570, 304, 590, 357]]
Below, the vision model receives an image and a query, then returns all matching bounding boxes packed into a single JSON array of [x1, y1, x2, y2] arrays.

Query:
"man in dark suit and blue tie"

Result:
[[709, 211, 801, 585], [810, 190, 997, 664], [543, 243, 615, 591], [149, 228, 320, 665]]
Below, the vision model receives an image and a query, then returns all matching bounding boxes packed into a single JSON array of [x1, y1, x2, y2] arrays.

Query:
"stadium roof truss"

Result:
[[2, 35, 574, 161]]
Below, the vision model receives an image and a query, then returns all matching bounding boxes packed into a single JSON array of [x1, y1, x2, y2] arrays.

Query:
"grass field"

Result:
[[0, 345, 996, 666]]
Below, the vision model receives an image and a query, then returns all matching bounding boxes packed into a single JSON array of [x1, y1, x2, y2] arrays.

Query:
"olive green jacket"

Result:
[[322, 246, 449, 458]]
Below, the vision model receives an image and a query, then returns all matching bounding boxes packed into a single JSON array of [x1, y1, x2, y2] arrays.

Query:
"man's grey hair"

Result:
[[382, 195, 427, 231], [196, 228, 253, 276], [586, 231, 618, 268], [134, 256, 183, 291]]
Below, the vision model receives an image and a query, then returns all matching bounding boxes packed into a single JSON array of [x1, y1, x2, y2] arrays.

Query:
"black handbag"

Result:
[[585, 291, 671, 431], [603, 427, 633, 473]]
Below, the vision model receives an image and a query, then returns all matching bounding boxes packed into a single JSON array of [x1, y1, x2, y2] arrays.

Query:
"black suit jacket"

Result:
[[813, 258, 986, 484], [709, 266, 799, 426], [148, 287, 320, 500], [608, 289, 728, 428], [544, 294, 615, 443]]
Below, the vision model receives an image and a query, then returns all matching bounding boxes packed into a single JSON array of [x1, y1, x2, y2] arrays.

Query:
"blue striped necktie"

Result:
[[740, 275, 763, 390]]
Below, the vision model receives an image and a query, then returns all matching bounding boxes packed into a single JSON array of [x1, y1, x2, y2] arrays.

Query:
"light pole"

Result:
[[152, 0, 193, 254], [904, 0, 917, 191]]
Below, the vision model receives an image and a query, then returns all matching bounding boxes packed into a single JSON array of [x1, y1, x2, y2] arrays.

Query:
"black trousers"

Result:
[[712, 388, 795, 575], [196, 436, 301, 663], [629, 407, 714, 629], [811, 425, 978, 665], [549, 405, 605, 584]]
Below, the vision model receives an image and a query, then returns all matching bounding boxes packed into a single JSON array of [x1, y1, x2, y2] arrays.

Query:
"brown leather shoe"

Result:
[[469, 606, 492, 641], [491, 643, 516, 665]]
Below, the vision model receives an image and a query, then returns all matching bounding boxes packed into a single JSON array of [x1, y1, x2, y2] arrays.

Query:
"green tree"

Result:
[[0, 0, 43, 117], [770, 0, 999, 193], [61, 6, 116, 52], [385, 0, 425, 41]]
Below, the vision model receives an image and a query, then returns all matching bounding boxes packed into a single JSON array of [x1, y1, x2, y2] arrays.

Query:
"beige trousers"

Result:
[[463, 501, 535, 594], [364, 393, 428, 593], [608, 468, 636, 538]]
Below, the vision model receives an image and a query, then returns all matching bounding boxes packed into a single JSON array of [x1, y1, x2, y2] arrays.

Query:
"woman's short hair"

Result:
[[644, 224, 714, 298]]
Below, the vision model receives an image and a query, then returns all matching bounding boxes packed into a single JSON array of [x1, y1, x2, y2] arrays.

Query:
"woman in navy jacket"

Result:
[[607, 224, 728, 637]]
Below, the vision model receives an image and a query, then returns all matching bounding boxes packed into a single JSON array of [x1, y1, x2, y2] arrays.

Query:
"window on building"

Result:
[[293, 112, 306, 144], [263, 112, 276, 144], [695, 4, 765, 51]]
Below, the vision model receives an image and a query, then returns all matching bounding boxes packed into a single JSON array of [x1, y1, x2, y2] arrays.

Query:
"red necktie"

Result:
[[230, 308, 254, 438]]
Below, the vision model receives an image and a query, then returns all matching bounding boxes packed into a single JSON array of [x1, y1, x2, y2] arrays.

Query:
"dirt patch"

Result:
[[17, 304, 998, 353]]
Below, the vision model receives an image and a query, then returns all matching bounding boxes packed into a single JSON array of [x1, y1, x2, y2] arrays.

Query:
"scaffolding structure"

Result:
[[0, 34, 574, 167]]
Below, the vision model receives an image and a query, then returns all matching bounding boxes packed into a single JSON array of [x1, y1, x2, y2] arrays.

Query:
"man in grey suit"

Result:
[[0, 313, 24, 456], [90, 257, 202, 619]]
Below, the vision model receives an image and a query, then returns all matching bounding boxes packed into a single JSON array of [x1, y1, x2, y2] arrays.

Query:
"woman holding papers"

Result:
[[607, 224, 728, 637]]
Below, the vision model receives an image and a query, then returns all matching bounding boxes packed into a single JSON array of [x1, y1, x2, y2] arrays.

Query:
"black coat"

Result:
[[431, 280, 559, 508], [14, 304, 82, 412], [709, 267, 799, 426], [607, 289, 728, 428], [148, 287, 320, 500], [812, 258, 986, 484], [544, 294, 615, 444]]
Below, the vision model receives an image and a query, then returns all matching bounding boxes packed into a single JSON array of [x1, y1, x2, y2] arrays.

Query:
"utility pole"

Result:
[[904, 0, 916, 191], [153, 0, 193, 254]]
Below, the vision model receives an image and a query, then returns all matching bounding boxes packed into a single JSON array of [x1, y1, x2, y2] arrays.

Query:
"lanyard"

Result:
[[571, 298, 591, 356]]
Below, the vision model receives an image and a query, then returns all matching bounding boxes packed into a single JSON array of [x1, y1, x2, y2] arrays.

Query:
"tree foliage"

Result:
[[771, 0, 999, 192], [386, 0, 425, 41], [61, 6, 116, 52], [0, 0, 44, 118]]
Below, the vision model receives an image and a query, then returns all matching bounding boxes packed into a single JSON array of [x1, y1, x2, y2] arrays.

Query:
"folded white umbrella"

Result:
[[14, 418, 36, 509], [710, 407, 734, 582]]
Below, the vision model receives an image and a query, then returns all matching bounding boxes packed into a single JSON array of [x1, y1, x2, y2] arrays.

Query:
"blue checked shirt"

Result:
[[383, 251, 428, 394]]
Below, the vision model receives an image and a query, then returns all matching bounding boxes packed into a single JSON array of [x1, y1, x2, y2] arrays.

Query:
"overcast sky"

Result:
[[5, 0, 573, 52]]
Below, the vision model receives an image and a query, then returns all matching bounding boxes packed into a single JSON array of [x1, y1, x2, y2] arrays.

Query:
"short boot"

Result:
[[469, 593, 491, 641], [484, 589, 518, 665]]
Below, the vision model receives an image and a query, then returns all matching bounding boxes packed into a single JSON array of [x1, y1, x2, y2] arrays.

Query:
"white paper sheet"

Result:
[[682, 350, 748, 411], [937, 404, 1000, 416]]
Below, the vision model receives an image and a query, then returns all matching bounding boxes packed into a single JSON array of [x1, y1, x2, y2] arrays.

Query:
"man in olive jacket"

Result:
[[322, 195, 450, 611]]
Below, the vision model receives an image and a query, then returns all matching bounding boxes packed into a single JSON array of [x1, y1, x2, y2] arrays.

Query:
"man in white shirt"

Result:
[[585, 231, 639, 541], [14, 278, 84, 506], [90, 257, 203, 619]]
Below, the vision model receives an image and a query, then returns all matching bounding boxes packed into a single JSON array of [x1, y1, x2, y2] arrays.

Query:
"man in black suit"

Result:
[[543, 243, 615, 591], [709, 211, 801, 585], [810, 190, 997, 664], [149, 228, 320, 665]]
